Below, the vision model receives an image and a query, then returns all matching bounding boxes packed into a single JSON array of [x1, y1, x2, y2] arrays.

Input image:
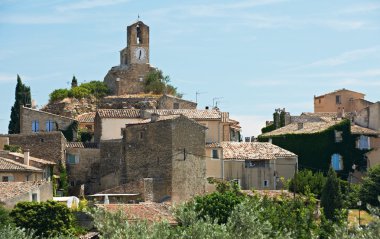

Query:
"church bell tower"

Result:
[[120, 21, 150, 65]]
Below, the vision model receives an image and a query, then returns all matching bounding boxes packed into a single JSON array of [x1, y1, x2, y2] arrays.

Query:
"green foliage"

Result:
[[8, 75, 31, 134], [340, 179, 361, 209], [59, 162, 69, 196], [78, 128, 93, 142], [0, 224, 36, 239], [144, 69, 181, 97], [261, 123, 275, 133], [321, 167, 344, 221], [288, 169, 326, 198], [0, 205, 12, 228], [3, 144, 22, 153], [360, 164, 380, 207], [61, 121, 78, 142], [49, 88, 70, 102], [10, 201, 75, 237], [49, 80, 109, 102], [258, 119, 367, 177]]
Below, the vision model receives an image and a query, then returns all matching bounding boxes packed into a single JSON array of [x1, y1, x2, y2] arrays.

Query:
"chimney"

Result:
[[297, 122, 303, 130], [268, 138, 272, 144], [24, 149, 30, 166], [151, 113, 159, 122], [205, 106, 209, 110]]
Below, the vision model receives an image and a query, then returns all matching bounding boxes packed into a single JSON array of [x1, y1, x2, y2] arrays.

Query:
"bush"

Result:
[[69, 86, 91, 99], [144, 69, 181, 97], [289, 169, 326, 198], [10, 201, 75, 237], [0, 205, 12, 227], [321, 167, 344, 221], [3, 144, 22, 153], [80, 81, 109, 98], [49, 88, 70, 102], [360, 165, 380, 207]]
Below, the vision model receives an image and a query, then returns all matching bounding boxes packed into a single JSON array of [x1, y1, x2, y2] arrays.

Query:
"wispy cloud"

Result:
[[0, 14, 76, 24], [0, 73, 16, 83], [293, 68, 380, 79], [333, 78, 380, 86], [341, 3, 380, 14], [56, 0, 131, 12]]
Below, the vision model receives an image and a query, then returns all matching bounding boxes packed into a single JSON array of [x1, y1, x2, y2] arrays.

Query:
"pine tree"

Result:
[[71, 75, 78, 88], [321, 167, 343, 221], [8, 75, 31, 134]]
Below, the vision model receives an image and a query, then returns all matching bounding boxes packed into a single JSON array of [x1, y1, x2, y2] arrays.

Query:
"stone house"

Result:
[[205, 142, 297, 191], [0, 150, 55, 181], [76, 112, 96, 132], [0, 156, 43, 182], [355, 102, 380, 131], [20, 106, 77, 137], [0, 181, 53, 209], [157, 94, 197, 109], [314, 89, 372, 114]]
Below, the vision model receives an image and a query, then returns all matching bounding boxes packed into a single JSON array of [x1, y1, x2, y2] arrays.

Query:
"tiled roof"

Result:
[[261, 121, 340, 137], [217, 142, 296, 160], [206, 142, 223, 148], [0, 181, 46, 202], [97, 109, 141, 118], [7, 152, 55, 165], [0, 157, 43, 172], [76, 112, 96, 123], [23, 106, 75, 120], [314, 88, 364, 98], [146, 109, 222, 120], [99, 203, 176, 225], [351, 125, 380, 135], [66, 142, 99, 148]]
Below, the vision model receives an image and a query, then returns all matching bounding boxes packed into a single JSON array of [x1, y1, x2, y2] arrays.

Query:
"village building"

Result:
[[205, 142, 297, 191], [76, 112, 96, 132]]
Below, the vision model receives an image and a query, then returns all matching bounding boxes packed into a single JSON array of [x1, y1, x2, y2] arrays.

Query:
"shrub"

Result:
[[321, 167, 344, 221], [360, 165, 380, 207], [144, 69, 181, 97], [0, 205, 12, 227], [70, 86, 91, 99], [80, 81, 109, 98], [3, 144, 22, 153], [49, 88, 70, 102], [288, 169, 326, 198], [10, 201, 75, 237]]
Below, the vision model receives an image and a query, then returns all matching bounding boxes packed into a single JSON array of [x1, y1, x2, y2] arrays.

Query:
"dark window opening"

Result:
[[173, 102, 179, 109], [212, 149, 218, 159]]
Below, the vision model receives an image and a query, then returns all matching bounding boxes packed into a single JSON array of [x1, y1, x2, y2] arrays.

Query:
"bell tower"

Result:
[[104, 19, 155, 96], [120, 21, 149, 65]]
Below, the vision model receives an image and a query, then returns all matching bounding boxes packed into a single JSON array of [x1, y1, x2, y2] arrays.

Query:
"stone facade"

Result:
[[122, 115, 206, 202], [4, 132, 67, 167], [20, 106, 76, 135], [0, 137, 9, 150], [65, 146, 100, 195], [355, 102, 380, 131], [157, 95, 197, 109]]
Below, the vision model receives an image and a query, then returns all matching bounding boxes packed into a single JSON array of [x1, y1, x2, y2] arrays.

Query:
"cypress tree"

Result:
[[321, 167, 343, 221], [71, 75, 78, 88], [8, 75, 31, 134]]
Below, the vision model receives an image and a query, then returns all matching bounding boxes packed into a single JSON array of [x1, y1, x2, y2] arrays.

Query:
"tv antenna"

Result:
[[195, 91, 206, 103], [212, 97, 223, 107]]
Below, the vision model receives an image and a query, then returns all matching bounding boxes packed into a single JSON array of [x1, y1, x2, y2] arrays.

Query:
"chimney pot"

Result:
[[24, 149, 30, 166]]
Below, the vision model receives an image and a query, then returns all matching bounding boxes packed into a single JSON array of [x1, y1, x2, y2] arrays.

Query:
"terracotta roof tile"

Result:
[[215, 142, 296, 160], [99, 203, 176, 225], [97, 109, 141, 118], [0, 157, 43, 172], [76, 112, 96, 123], [351, 125, 380, 135], [7, 152, 55, 165], [66, 142, 99, 148], [0, 181, 46, 202], [146, 109, 222, 120]]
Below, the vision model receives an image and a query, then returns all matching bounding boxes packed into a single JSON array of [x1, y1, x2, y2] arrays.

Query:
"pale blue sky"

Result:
[[1, 0, 379, 137]]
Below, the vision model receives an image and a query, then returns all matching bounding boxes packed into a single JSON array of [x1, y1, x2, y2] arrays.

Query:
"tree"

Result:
[[8, 75, 31, 134], [59, 162, 69, 196], [360, 164, 380, 207], [71, 75, 78, 88], [144, 69, 181, 97], [321, 167, 343, 221], [10, 201, 75, 237], [288, 169, 326, 198]]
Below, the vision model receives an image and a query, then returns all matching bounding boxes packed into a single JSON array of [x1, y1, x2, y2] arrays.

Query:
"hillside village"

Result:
[[1, 20, 380, 237]]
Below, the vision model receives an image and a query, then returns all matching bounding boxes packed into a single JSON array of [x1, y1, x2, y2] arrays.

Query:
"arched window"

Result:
[[331, 154, 343, 171]]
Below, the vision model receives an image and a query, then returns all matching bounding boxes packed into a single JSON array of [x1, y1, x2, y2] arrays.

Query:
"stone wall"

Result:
[[355, 102, 380, 130], [20, 106, 75, 134], [157, 95, 197, 109], [5, 132, 66, 167], [0, 137, 9, 150], [42, 98, 97, 119], [66, 147, 101, 195]]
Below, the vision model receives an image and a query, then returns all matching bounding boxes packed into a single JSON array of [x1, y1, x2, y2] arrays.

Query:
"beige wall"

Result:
[[200, 120, 231, 143], [100, 118, 142, 140], [0, 171, 43, 182], [355, 103, 380, 131], [314, 90, 366, 113], [367, 148, 380, 169], [0, 137, 9, 150], [205, 148, 223, 192]]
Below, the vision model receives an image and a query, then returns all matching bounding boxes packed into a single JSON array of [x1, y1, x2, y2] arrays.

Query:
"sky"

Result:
[[0, 0, 379, 138]]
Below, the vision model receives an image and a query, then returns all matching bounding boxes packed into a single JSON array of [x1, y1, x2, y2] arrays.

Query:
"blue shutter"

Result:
[[36, 120, 39, 132], [50, 120, 54, 131], [46, 121, 50, 131], [332, 154, 341, 170], [32, 120, 39, 132]]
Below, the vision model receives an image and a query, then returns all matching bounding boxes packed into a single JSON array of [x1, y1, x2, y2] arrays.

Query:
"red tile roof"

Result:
[[97, 109, 141, 118], [76, 112, 96, 123], [66, 142, 99, 148], [0, 157, 43, 172], [0, 181, 47, 202], [6, 152, 55, 165], [99, 203, 176, 225]]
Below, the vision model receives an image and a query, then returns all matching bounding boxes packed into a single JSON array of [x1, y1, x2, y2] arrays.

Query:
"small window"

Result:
[[45, 120, 54, 132], [67, 154, 79, 164], [212, 149, 219, 159], [139, 131, 144, 140], [245, 160, 256, 168], [331, 154, 343, 171], [40, 138, 44, 142], [173, 102, 179, 109], [2, 176, 9, 182], [70, 181, 75, 187], [32, 193, 38, 202], [335, 130, 343, 143], [32, 120, 39, 132], [318, 99, 321, 104], [336, 95, 341, 104], [263, 180, 269, 187], [357, 135, 370, 150]]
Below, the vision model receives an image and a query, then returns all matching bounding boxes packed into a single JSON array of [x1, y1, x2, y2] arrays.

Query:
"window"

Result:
[[32, 193, 38, 202], [357, 135, 370, 150], [139, 131, 144, 140], [212, 149, 219, 159], [335, 130, 343, 143], [263, 180, 269, 187], [245, 160, 269, 168], [43, 167, 51, 180], [336, 95, 341, 104], [45, 120, 54, 132], [2, 176, 14, 182], [32, 120, 39, 132], [331, 154, 343, 171], [173, 102, 179, 109], [67, 154, 79, 164]]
